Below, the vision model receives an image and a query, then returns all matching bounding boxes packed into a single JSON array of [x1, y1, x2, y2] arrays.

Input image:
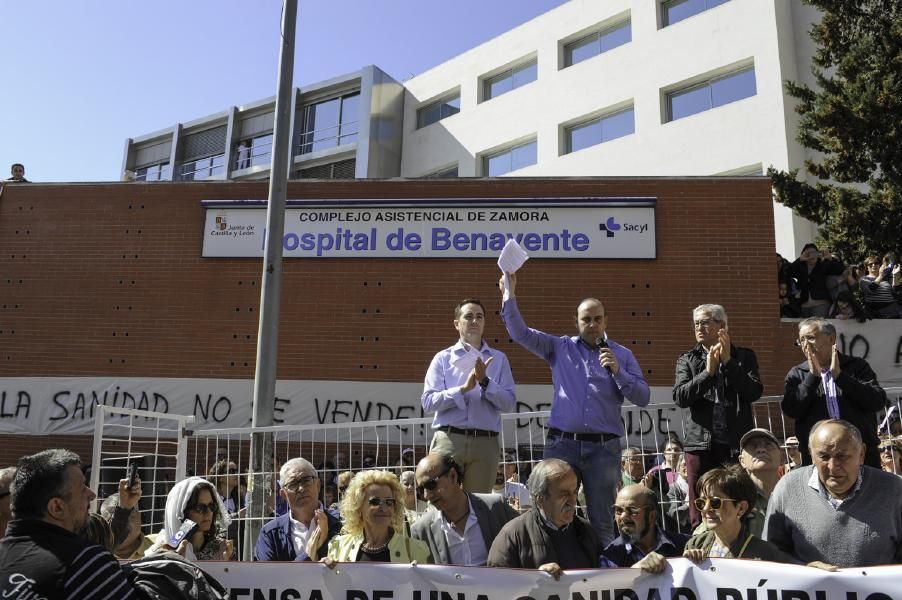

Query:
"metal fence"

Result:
[[90, 389, 902, 560]]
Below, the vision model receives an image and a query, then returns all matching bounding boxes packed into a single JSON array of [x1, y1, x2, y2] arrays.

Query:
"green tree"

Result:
[[768, 0, 902, 261]]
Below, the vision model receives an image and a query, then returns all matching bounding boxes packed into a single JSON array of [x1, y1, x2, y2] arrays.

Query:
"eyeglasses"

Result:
[[367, 497, 397, 508], [416, 466, 451, 495], [880, 446, 898, 454], [611, 505, 647, 516], [693, 319, 720, 329], [694, 496, 737, 511], [284, 475, 317, 492], [186, 501, 218, 514], [227, 467, 239, 474]]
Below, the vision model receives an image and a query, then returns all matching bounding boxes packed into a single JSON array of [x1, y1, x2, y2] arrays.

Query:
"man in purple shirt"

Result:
[[499, 272, 650, 544]]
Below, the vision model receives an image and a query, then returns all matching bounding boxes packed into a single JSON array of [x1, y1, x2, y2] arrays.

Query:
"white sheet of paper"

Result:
[[497, 239, 529, 302]]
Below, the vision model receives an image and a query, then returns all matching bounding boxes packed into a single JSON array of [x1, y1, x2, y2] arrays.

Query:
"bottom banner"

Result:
[[201, 558, 899, 600]]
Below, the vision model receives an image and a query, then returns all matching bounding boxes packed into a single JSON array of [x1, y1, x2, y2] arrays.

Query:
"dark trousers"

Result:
[[685, 443, 736, 527]]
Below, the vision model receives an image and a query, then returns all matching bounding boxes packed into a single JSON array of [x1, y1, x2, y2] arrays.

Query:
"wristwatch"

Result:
[[479, 376, 490, 388]]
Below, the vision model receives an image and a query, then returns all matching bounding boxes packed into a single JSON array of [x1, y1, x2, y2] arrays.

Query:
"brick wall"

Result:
[[0, 177, 802, 464]]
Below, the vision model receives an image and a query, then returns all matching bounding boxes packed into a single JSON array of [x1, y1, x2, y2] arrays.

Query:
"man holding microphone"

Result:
[[499, 271, 649, 544]]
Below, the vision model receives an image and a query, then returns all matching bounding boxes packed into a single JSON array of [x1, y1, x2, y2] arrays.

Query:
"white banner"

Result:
[[201, 198, 657, 259], [0, 376, 680, 443], [200, 558, 902, 600]]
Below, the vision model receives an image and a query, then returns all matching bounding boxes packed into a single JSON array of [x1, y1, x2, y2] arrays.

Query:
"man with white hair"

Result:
[[673, 303, 763, 526], [487, 459, 599, 579], [0, 467, 16, 536], [254, 458, 341, 561], [764, 420, 902, 567], [783, 317, 887, 468]]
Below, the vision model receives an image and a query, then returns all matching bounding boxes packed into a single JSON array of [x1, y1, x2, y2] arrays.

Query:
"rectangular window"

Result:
[[179, 154, 225, 181], [566, 108, 635, 154], [662, 0, 730, 27], [424, 165, 459, 178], [564, 20, 631, 68], [484, 140, 537, 176], [484, 60, 538, 101], [298, 93, 360, 155], [666, 66, 756, 122], [135, 163, 170, 182], [235, 133, 274, 170], [416, 94, 461, 129]]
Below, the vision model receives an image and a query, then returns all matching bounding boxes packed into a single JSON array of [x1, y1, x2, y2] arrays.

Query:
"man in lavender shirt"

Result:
[[499, 272, 650, 544]]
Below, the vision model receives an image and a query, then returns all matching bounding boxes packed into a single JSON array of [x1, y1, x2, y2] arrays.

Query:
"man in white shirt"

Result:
[[422, 298, 516, 492], [254, 458, 341, 561], [411, 452, 517, 565], [491, 462, 530, 511]]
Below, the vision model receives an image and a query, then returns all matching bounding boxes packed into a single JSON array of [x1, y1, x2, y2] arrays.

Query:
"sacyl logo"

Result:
[[599, 216, 621, 238]]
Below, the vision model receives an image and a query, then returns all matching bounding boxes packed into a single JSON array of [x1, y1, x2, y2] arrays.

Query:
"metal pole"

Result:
[[245, 0, 297, 561]]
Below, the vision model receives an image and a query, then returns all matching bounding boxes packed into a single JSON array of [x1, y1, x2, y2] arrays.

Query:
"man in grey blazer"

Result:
[[411, 452, 518, 565]]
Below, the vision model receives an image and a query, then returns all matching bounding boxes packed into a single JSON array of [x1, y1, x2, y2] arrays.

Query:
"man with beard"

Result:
[[487, 459, 599, 579], [600, 484, 688, 572], [0, 449, 140, 599]]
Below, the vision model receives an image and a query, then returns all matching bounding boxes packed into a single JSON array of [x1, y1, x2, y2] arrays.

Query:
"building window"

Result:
[[565, 107, 635, 154], [134, 163, 171, 182], [298, 93, 360, 155], [298, 158, 356, 179], [564, 20, 631, 68], [424, 165, 459, 178], [662, 0, 730, 27], [666, 66, 756, 122], [416, 94, 461, 129], [235, 133, 273, 170], [483, 61, 537, 101], [179, 154, 225, 181], [484, 140, 537, 176]]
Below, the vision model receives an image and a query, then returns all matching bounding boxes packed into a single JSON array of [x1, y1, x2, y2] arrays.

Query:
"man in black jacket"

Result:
[[673, 304, 763, 527], [783, 318, 887, 468], [0, 449, 141, 600]]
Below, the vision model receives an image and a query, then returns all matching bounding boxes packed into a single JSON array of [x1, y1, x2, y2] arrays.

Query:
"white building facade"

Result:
[[123, 0, 824, 258]]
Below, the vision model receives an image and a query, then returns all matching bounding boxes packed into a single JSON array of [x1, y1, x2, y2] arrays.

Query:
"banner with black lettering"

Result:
[[200, 559, 900, 600]]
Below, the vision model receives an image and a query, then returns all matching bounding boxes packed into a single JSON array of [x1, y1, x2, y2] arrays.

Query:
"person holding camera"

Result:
[[789, 243, 845, 317]]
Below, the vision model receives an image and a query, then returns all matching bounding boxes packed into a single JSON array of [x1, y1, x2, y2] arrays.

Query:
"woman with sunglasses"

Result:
[[147, 476, 233, 561], [683, 465, 795, 563], [322, 470, 430, 565]]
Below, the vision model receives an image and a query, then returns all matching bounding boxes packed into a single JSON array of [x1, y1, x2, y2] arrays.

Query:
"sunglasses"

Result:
[[186, 501, 218, 514], [694, 496, 737, 511], [416, 466, 451, 495], [367, 497, 397, 508], [880, 446, 899, 454], [611, 505, 647, 516], [0, 491, 9, 500]]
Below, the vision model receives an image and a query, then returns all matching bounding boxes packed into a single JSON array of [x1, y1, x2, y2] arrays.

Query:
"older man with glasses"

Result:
[[673, 304, 763, 527], [254, 458, 342, 561], [600, 484, 689, 572], [783, 317, 888, 468], [410, 452, 517, 565]]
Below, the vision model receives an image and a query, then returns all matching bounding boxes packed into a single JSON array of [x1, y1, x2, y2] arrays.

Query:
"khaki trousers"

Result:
[[429, 430, 499, 493]]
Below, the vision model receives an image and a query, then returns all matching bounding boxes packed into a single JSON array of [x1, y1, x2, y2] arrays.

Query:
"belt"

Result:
[[547, 427, 619, 443], [438, 425, 498, 438]]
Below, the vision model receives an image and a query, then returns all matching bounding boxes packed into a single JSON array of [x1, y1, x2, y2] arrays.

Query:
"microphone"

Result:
[[596, 337, 612, 373]]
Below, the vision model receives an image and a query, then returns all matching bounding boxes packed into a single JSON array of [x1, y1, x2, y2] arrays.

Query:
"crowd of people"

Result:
[[1, 275, 901, 597], [778, 243, 902, 319]]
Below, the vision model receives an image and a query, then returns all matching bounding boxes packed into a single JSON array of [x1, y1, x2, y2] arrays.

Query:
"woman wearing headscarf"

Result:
[[146, 476, 233, 561]]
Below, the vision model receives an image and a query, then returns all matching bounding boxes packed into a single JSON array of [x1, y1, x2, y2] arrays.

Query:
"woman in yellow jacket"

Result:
[[322, 469, 430, 565]]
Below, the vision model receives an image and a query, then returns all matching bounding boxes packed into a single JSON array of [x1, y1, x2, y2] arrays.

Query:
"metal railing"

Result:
[[91, 388, 902, 560]]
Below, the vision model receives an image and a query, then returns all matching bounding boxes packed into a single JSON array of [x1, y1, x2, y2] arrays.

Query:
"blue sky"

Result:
[[1, 0, 570, 182]]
